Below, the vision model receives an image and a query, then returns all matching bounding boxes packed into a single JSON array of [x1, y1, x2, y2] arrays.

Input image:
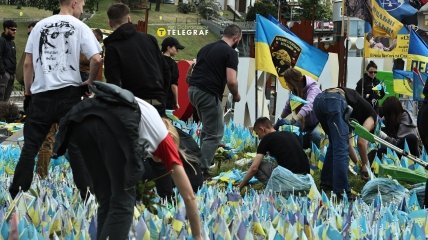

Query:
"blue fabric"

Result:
[[313, 92, 349, 195]]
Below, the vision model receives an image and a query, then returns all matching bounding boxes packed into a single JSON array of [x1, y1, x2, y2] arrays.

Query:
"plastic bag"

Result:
[[361, 178, 408, 205], [265, 166, 314, 194], [409, 183, 426, 208]]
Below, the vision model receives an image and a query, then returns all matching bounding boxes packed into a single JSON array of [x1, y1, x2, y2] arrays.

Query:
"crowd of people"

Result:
[[1, 0, 427, 239]]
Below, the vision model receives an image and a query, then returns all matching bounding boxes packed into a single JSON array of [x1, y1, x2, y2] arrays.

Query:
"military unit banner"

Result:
[[371, 0, 403, 39], [255, 14, 328, 89]]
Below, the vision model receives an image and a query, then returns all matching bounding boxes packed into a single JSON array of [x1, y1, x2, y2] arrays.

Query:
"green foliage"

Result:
[[177, 2, 195, 14], [297, 0, 332, 20], [245, 0, 277, 21], [136, 180, 159, 214], [197, 0, 221, 19]]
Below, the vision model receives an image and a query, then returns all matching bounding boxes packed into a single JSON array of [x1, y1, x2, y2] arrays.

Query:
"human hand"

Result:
[[80, 80, 93, 97], [290, 114, 302, 124], [273, 118, 287, 130], [175, 103, 180, 109], [233, 93, 241, 102], [378, 130, 388, 140]]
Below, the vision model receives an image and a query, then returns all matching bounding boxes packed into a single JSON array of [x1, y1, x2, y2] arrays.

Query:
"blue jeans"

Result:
[[188, 86, 224, 170], [301, 124, 322, 149], [313, 92, 349, 195]]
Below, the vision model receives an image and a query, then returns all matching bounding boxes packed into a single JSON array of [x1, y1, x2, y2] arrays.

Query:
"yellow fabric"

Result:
[[371, 0, 403, 39]]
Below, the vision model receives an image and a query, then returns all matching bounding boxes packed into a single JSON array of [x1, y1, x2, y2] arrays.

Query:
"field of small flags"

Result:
[[1, 121, 428, 239]]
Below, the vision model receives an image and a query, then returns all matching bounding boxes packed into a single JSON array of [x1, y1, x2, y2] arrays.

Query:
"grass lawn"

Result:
[[2, 0, 220, 69], [86, 1, 219, 60]]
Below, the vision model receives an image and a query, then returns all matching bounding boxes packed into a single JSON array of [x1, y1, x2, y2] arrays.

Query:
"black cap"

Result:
[[161, 37, 185, 50]]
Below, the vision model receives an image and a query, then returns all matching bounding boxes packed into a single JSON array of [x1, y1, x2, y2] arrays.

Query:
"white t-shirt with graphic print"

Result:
[[25, 15, 101, 94]]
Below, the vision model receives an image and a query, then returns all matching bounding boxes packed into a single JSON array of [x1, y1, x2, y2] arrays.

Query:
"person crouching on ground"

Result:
[[238, 117, 310, 189]]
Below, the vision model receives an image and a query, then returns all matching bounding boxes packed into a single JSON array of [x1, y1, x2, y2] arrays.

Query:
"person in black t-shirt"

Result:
[[161, 37, 184, 110], [188, 24, 242, 175], [238, 117, 309, 189], [341, 87, 377, 180]]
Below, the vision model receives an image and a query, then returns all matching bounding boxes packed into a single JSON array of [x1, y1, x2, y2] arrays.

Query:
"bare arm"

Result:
[[23, 53, 34, 95], [238, 153, 264, 189], [171, 84, 179, 109], [358, 116, 375, 169], [83, 53, 102, 85], [348, 134, 359, 165], [170, 164, 202, 240], [226, 67, 240, 102]]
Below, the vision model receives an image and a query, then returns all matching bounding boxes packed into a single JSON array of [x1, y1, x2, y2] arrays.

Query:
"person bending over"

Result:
[[278, 68, 322, 148], [238, 117, 309, 189], [54, 82, 202, 240], [378, 96, 420, 156], [313, 87, 376, 198], [142, 118, 203, 199]]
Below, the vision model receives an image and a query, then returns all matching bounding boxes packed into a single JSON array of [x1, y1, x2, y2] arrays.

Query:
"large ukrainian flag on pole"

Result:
[[255, 14, 328, 89]]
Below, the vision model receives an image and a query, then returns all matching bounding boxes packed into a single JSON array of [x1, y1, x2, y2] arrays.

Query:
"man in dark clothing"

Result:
[[313, 87, 376, 197], [238, 117, 309, 188], [104, 3, 170, 116], [162, 37, 184, 110], [188, 24, 241, 175], [0, 20, 17, 101]]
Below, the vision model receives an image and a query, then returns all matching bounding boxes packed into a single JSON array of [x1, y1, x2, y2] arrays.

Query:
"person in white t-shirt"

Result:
[[9, 0, 103, 198]]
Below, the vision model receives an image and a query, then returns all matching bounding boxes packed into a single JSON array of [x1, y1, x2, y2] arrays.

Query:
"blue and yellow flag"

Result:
[[371, 0, 403, 39], [407, 29, 428, 101], [255, 14, 328, 89], [413, 69, 427, 101], [393, 70, 413, 96], [376, 0, 417, 21], [407, 29, 428, 74], [289, 94, 309, 111]]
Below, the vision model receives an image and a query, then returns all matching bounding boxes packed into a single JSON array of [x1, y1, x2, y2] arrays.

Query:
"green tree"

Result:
[[297, 0, 332, 20], [246, 0, 277, 22]]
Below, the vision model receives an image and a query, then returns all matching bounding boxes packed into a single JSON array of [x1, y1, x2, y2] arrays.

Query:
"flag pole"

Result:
[[338, 0, 346, 87], [339, 0, 349, 87], [343, 16, 350, 87], [255, 70, 258, 120]]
